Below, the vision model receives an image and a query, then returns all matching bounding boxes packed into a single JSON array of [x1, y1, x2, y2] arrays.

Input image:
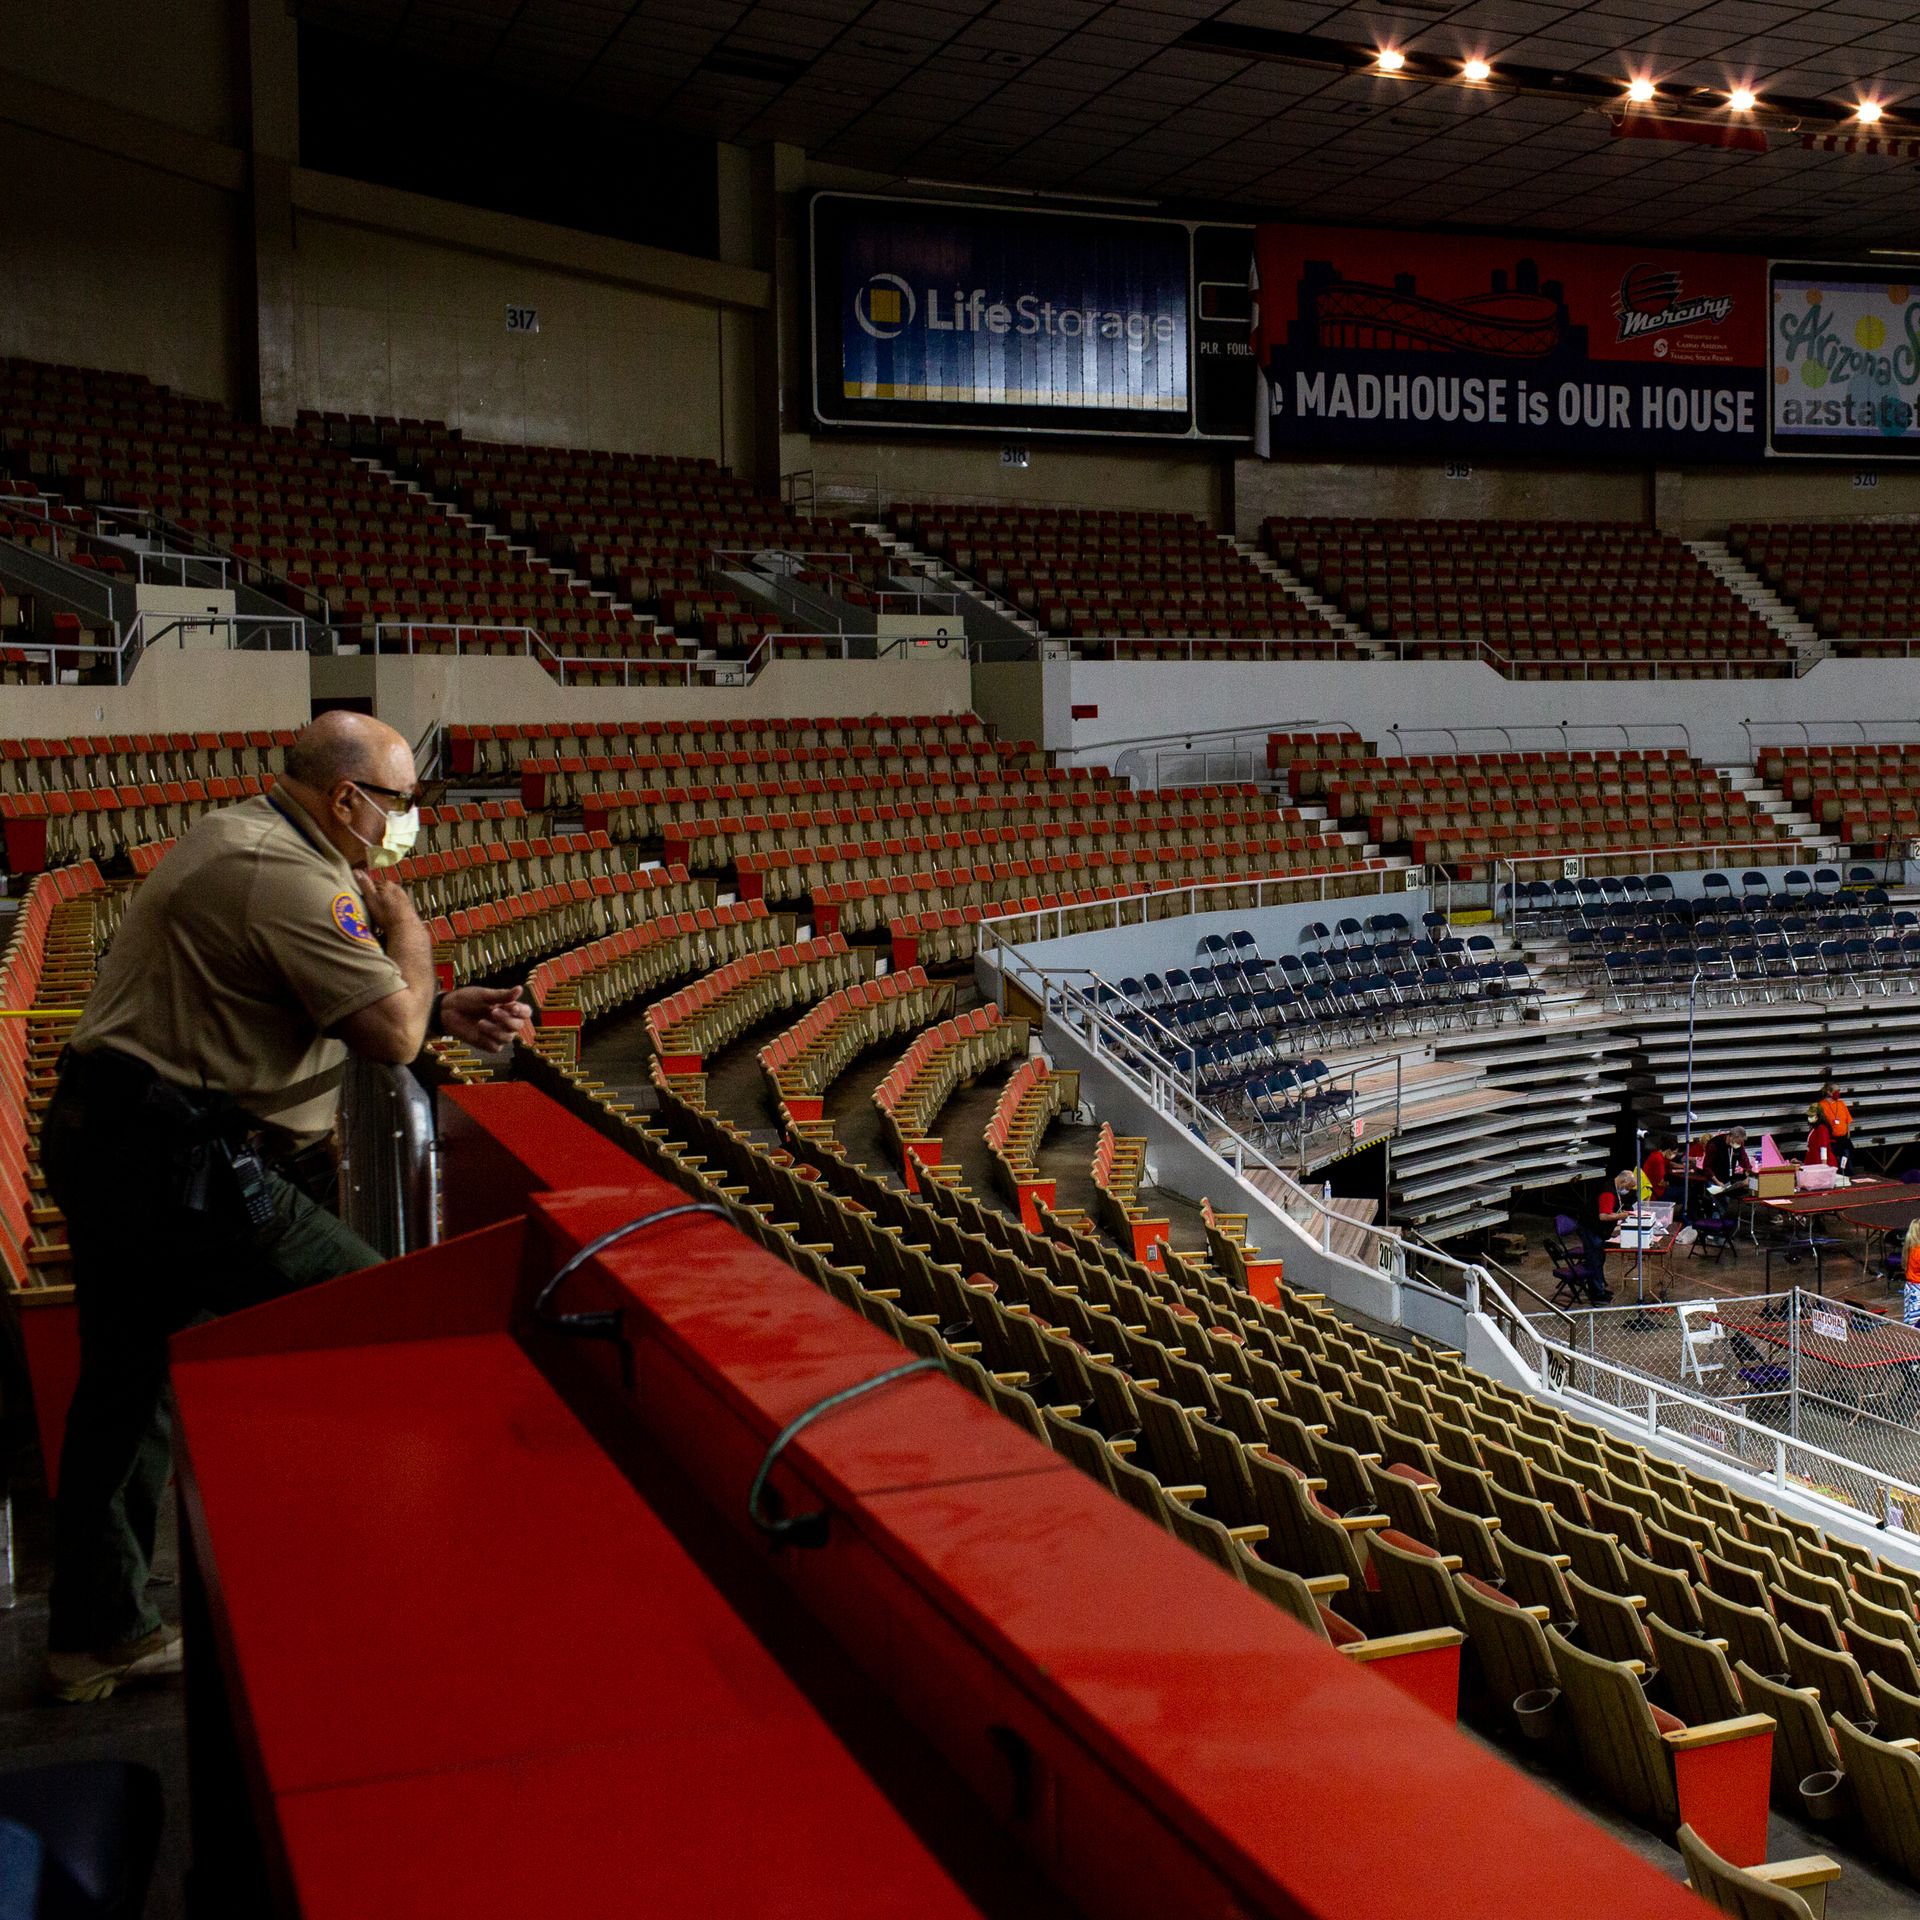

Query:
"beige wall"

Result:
[[291, 211, 742, 461], [1, 0, 240, 143], [0, 650, 309, 739], [1661, 465, 1920, 539], [806, 435, 1228, 522], [0, 122, 248, 406], [367, 651, 975, 746], [1232, 456, 1651, 540]]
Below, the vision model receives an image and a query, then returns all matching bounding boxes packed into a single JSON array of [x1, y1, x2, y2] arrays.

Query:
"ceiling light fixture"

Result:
[[1626, 76, 1656, 104], [1857, 98, 1884, 123], [1728, 87, 1756, 112], [1462, 57, 1492, 83], [1377, 47, 1405, 72]]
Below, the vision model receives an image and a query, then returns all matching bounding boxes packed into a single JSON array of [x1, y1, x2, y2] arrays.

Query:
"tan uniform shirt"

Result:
[[70, 792, 407, 1139]]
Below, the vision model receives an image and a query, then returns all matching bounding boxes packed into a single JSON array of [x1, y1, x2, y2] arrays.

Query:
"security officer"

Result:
[[42, 711, 530, 1701]]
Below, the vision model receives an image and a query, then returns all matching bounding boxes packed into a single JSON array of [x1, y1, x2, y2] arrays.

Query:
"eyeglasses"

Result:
[[347, 780, 420, 813]]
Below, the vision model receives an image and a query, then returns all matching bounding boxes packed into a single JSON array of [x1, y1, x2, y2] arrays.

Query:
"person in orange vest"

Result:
[[1904, 1218, 1920, 1327], [1816, 1083, 1855, 1174]]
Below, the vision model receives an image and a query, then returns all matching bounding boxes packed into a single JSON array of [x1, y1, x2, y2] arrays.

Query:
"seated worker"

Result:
[[1816, 1083, 1855, 1173], [1702, 1126, 1755, 1203], [1604, 1167, 1650, 1224], [1806, 1115, 1837, 1169]]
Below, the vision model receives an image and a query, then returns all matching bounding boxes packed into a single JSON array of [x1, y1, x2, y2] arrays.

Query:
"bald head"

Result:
[[284, 711, 413, 793], [279, 711, 419, 866]]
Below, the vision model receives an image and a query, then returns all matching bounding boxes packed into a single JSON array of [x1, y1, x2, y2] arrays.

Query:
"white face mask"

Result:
[[346, 784, 421, 868]]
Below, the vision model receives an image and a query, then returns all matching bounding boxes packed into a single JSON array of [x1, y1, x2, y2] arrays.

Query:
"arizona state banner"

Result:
[[1253, 225, 1766, 460]]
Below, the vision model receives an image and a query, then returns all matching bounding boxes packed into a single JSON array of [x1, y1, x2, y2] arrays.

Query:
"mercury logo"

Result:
[[855, 273, 916, 339]]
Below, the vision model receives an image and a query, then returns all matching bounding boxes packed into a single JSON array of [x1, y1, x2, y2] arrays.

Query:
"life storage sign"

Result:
[[812, 193, 1194, 437], [1252, 224, 1766, 461]]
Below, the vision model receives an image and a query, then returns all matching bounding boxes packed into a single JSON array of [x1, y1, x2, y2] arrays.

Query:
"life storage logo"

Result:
[[854, 274, 916, 340], [853, 272, 1178, 352]]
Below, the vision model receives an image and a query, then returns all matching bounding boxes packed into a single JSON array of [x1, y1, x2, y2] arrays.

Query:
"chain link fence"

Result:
[[1527, 1288, 1920, 1529]]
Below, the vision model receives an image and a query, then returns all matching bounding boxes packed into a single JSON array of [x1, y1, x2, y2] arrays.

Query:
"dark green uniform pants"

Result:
[[41, 1069, 380, 1655]]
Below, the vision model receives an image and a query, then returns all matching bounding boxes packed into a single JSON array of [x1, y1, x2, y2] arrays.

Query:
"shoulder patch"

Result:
[[331, 891, 376, 944]]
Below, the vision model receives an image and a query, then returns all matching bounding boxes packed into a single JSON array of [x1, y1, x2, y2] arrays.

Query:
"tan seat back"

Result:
[[1676, 1824, 1817, 1920], [1649, 1616, 1743, 1727], [1734, 1661, 1839, 1804], [1548, 1626, 1678, 1834], [1833, 1714, 1920, 1883]]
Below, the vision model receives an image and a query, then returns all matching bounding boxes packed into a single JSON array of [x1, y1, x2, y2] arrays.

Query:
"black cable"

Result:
[[531, 1203, 731, 1386], [747, 1359, 943, 1549]]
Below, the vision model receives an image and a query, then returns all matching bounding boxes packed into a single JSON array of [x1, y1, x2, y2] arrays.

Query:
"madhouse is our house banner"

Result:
[[1253, 224, 1766, 461]]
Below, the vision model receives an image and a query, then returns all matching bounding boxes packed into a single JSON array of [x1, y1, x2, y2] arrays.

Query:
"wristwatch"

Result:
[[428, 990, 446, 1038]]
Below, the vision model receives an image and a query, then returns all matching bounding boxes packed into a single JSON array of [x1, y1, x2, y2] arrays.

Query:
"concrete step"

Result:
[[1687, 540, 1820, 646], [1228, 538, 1378, 652]]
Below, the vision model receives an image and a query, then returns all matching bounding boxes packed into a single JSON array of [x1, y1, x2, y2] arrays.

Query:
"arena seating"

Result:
[[1542, 887, 1919, 1004], [644, 934, 868, 1075], [0, 360, 688, 678], [1754, 744, 1920, 852], [757, 964, 953, 1128], [1265, 518, 1790, 676], [21, 689, 1920, 1891], [554, 1042, 1920, 1876], [1278, 738, 1798, 878], [368, 413, 887, 654], [424, 861, 708, 983], [1095, 919, 1533, 1124], [985, 1054, 1079, 1229], [888, 502, 1341, 655], [872, 1002, 1027, 1186], [1090, 1123, 1170, 1265], [446, 713, 995, 779], [1729, 523, 1920, 653], [0, 864, 110, 1297]]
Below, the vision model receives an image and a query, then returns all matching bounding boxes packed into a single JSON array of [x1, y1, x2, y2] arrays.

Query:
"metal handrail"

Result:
[[1492, 840, 1844, 920], [1742, 718, 1920, 754], [1475, 1267, 1920, 1535], [1387, 720, 1698, 758], [1422, 1226, 1572, 1339], [980, 933, 1481, 1302], [974, 865, 1409, 961]]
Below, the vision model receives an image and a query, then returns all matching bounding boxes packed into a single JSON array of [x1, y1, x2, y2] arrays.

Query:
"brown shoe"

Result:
[[45, 1625, 182, 1704]]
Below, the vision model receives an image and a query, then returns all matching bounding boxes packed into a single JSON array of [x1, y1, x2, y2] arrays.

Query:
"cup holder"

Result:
[[1514, 1687, 1561, 1741], [1799, 1771, 1845, 1823]]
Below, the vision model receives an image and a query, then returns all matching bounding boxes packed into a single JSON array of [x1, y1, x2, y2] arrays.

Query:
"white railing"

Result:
[[1477, 1267, 1920, 1546], [1387, 720, 1698, 757], [976, 923, 1480, 1310], [1490, 842, 1844, 922], [22, 611, 308, 686], [1743, 718, 1920, 754], [974, 864, 1412, 961], [368, 621, 947, 687]]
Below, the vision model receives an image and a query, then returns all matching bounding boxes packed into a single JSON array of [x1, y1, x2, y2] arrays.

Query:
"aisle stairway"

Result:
[[1687, 539, 1822, 665]]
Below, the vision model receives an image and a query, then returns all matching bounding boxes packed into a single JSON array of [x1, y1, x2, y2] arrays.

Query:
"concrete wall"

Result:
[[0, 120, 249, 407], [1663, 465, 1920, 538], [1235, 457, 1650, 541], [365, 650, 976, 747], [1061, 655, 1920, 773], [287, 171, 766, 466], [0, 649, 310, 737], [2, 0, 241, 143], [1235, 451, 1920, 544], [809, 435, 1229, 521]]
